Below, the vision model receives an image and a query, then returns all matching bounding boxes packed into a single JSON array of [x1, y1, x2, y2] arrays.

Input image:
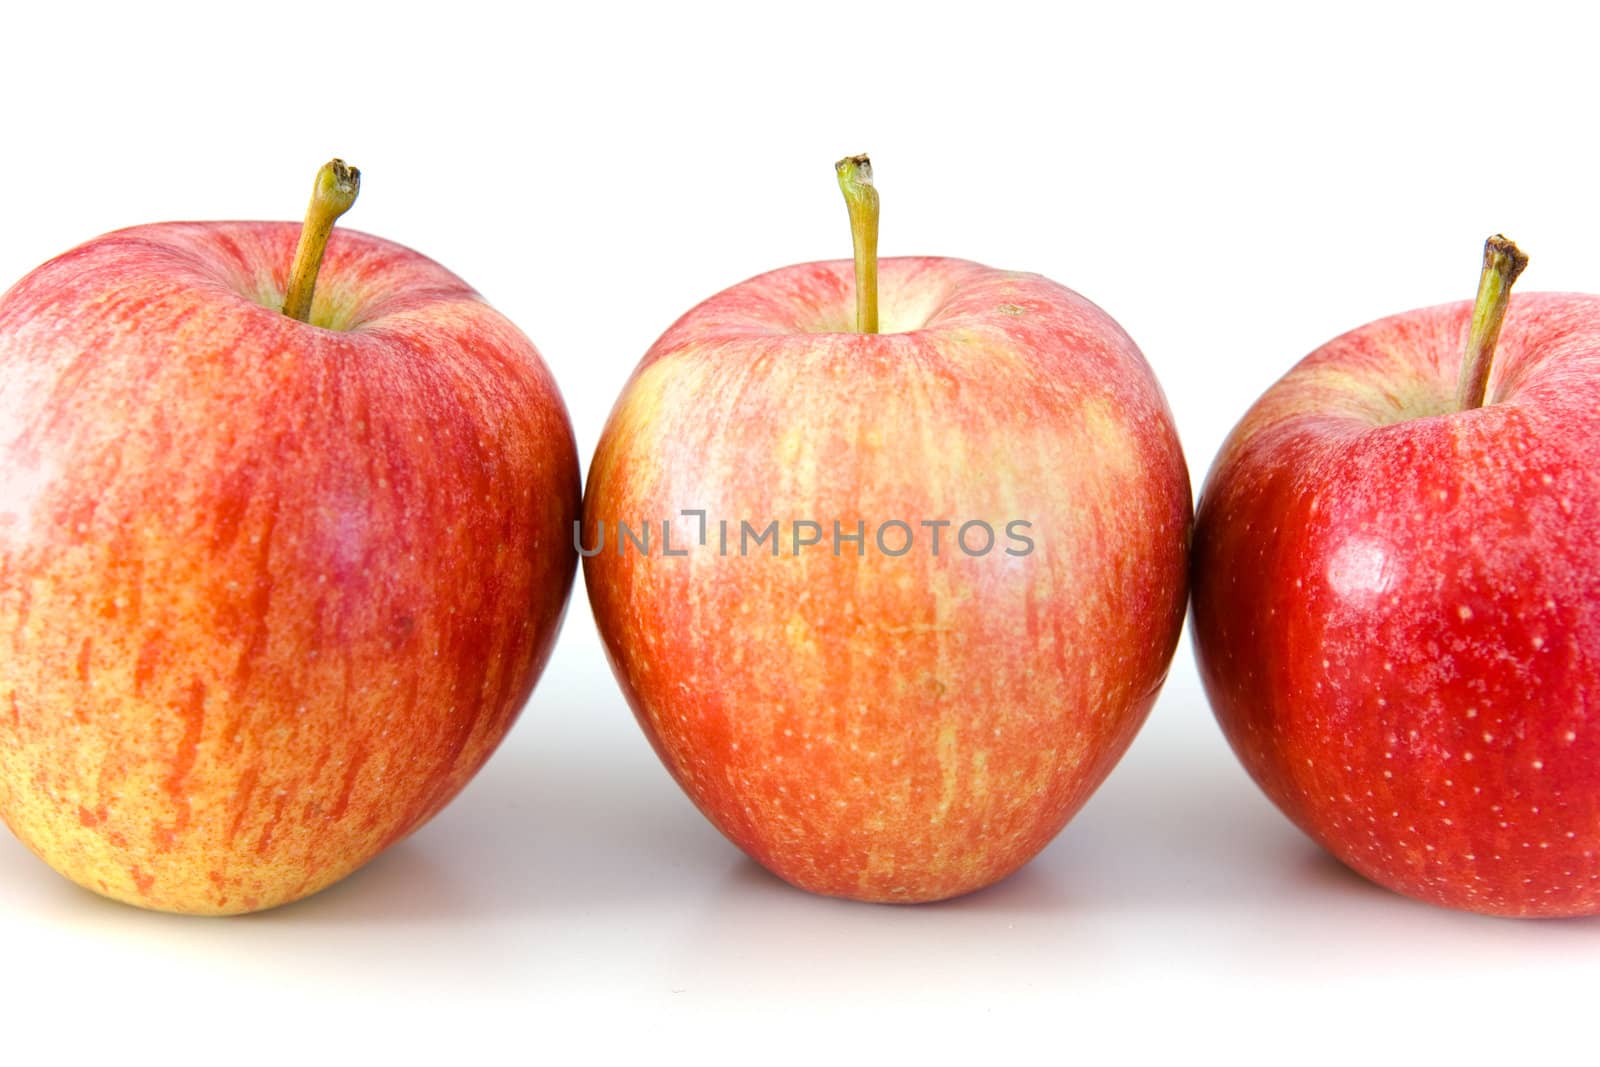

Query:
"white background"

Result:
[[4, 0, 1600, 1061]]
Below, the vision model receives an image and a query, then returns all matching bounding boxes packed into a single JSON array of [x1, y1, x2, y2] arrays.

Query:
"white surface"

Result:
[[5, 0, 1600, 1060]]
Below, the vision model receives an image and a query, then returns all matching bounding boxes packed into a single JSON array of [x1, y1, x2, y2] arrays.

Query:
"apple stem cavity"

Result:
[[835, 153, 880, 334], [1455, 234, 1530, 411], [282, 159, 361, 324]]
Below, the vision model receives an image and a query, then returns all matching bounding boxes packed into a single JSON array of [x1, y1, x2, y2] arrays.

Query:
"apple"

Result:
[[1192, 235, 1600, 917], [582, 155, 1191, 902], [0, 160, 580, 915]]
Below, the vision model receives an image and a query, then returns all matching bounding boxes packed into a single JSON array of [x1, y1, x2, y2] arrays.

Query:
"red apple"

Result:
[[0, 161, 579, 914], [1192, 236, 1600, 916], [582, 156, 1191, 902]]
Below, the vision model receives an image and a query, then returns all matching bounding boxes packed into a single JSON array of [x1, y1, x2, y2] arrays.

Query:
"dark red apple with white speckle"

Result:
[[1192, 236, 1600, 916]]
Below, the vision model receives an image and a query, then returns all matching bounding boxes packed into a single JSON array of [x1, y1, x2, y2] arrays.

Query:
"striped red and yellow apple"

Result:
[[583, 156, 1191, 902], [1193, 237, 1600, 916], [0, 162, 580, 914]]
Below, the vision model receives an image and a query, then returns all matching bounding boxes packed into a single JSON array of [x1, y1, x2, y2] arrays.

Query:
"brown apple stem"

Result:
[[1455, 234, 1529, 411], [835, 154, 879, 334], [282, 159, 361, 323]]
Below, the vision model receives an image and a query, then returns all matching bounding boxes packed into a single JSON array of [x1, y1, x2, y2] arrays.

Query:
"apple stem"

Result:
[[1455, 234, 1529, 411], [282, 159, 361, 324], [835, 154, 880, 334]]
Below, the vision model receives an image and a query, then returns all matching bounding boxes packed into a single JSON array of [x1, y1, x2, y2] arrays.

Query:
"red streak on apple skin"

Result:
[[586, 257, 1191, 902], [0, 221, 579, 914], [1194, 292, 1600, 917], [225, 764, 260, 847], [159, 679, 207, 843]]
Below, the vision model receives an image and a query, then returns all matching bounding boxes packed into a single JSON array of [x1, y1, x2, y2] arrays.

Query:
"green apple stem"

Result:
[[835, 153, 880, 334], [1455, 234, 1529, 411], [282, 159, 361, 324]]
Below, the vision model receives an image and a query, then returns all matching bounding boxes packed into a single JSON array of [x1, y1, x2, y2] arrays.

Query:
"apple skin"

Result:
[[1192, 292, 1600, 917], [584, 256, 1191, 903], [0, 221, 579, 915]]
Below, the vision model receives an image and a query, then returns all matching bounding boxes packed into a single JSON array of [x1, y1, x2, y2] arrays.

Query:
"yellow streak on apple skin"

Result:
[[933, 722, 960, 825]]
